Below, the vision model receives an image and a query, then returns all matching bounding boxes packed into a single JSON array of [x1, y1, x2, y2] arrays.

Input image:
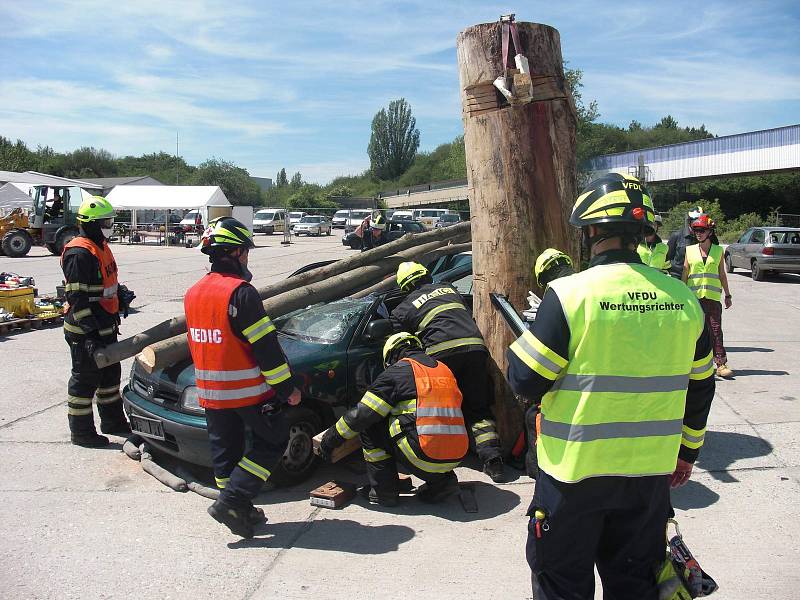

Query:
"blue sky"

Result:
[[1, 1, 798, 183]]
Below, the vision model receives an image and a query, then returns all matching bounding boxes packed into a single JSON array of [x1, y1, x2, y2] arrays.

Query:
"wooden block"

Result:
[[467, 98, 500, 111], [310, 480, 357, 509], [312, 429, 362, 463]]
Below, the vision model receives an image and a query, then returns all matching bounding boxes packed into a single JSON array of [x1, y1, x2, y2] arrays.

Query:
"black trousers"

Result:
[[205, 404, 289, 509], [437, 350, 502, 463], [65, 333, 124, 434], [360, 419, 453, 492], [527, 470, 670, 600]]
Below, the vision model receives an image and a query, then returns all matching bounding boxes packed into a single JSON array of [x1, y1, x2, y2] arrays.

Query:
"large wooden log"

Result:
[[94, 221, 471, 368], [137, 237, 464, 371], [457, 21, 578, 452]]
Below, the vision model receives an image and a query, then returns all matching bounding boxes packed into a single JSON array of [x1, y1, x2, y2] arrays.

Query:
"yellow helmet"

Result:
[[396, 261, 428, 291], [77, 195, 114, 224], [382, 332, 422, 367], [534, 248, 573, 287], [570, 173, 655, 234]]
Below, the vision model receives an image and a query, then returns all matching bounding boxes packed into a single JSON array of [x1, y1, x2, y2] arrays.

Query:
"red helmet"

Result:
[[691, 214, 714, 230]]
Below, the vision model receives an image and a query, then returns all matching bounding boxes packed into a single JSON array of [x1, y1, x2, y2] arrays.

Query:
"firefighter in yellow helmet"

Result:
[[507, 173, 716, 599], [61, 196, 131, 447]]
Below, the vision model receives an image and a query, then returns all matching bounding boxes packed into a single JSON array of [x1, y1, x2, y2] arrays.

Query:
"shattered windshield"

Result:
[[275, 298, 369, 343]]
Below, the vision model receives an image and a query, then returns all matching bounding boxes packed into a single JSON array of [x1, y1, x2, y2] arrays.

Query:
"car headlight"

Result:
[[181, 386, 204, 414]]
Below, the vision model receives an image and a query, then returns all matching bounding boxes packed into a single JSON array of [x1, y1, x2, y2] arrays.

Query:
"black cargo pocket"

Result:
[[69, 341, 85, 371]]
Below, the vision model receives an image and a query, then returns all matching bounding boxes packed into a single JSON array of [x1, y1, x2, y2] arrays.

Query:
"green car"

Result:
[[122, 255, 473, 485]]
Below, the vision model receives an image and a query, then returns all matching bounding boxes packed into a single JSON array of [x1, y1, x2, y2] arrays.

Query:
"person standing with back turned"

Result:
[[507, 173, 716, 599]]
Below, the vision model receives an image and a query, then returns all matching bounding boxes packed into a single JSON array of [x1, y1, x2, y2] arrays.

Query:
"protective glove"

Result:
[[318, 428, 344, 463], [117, 285, 136, 319], [84, 337, 105, 359]]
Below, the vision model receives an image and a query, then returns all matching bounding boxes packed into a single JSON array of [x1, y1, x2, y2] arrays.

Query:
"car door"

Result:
[[747, 229, 765, 266], [276, 211, 285, 232], [730, 230, 751, 268]]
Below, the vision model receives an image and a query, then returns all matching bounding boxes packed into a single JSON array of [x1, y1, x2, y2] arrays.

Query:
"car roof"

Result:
[[756, 227, 799, 231]]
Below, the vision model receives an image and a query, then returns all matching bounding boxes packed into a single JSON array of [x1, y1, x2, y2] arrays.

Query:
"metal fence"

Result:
[[777, 213, 800, 227]]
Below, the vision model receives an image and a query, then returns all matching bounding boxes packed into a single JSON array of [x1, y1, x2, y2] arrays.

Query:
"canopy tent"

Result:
[[0, 170, 102, 189], [106, 185, 230, 210], [0, 183, 34, 210]]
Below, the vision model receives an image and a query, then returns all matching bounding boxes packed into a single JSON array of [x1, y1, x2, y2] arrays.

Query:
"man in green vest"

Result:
[[637, 213, 670, 272], [507, 173, 716, 600]]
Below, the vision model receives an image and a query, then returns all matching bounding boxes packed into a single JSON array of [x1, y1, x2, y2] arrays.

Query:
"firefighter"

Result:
[[507, 173, 716, 599], [61, 195, 130, 447], [638, 214, 670, 272], [318, 332, 467, 505], [666, 206, 704, 278], [682, 215, 734, 378], [184, 217, 301, 538], [390, 262, 505, 482]]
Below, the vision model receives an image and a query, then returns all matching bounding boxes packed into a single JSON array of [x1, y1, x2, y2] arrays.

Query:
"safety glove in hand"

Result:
[[318, 428, 344, 463]]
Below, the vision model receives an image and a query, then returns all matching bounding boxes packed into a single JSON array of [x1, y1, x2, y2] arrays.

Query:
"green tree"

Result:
[[195, 158, 262, 206], [367, 98, 420, 180], [290, 171, 303, 189], [60, 146, 118, 178], [0, 136, 37, 172], [276, 168, 288, 187]]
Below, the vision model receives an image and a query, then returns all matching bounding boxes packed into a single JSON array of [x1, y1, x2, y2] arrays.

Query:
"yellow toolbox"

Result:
[[0, 286, 36, 317]]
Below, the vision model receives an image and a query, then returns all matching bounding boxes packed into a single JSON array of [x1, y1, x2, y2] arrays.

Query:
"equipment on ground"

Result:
[[309, 481, 357, 509], [657, 519, 719, 598]]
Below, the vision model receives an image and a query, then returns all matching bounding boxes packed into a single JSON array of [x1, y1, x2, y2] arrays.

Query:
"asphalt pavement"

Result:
[[0, 234, 798, 599]]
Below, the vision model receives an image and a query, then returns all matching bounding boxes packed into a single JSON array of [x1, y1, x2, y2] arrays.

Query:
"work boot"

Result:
[[249, 505, 267, 525], [100, 419, 131, 435], [716, 364, 734, 378], [483, 456, 506, 483], [417, 472, 459, 503], [207, 499, 254, 538], [71, 431, 110, 448], [367, 487, 399, 507]]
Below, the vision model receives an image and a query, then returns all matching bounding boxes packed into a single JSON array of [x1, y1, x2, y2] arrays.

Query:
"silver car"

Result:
[[292, 215, 332, 236], [725, 227, 800, 281]]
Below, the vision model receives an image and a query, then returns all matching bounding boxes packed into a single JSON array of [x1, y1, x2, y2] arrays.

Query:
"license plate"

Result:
[[129, 414, 165, 440]]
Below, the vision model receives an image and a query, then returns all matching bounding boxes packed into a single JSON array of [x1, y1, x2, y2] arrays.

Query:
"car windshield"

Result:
[[300, 216, 322, 223], [275, 298, 368, 343], [333, 211, 349, 218], [441, 214, 459, 222], [289, 212, 303, 219], [255, 212, 274, 220]]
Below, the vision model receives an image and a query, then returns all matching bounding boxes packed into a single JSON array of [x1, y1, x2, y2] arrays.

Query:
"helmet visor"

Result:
[[97, 217, 114, 230]]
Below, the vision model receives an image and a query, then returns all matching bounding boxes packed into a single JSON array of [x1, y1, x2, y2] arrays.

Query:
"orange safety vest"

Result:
[[62, 237, 119, 315], [404, 358, 468, 461], [184, 272, 273, 409]]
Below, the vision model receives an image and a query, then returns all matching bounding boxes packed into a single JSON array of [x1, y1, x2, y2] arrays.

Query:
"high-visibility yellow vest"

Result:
[[637, 241, 669, 272], [540, 263, 704, 482], [685, 244, 723, 302]]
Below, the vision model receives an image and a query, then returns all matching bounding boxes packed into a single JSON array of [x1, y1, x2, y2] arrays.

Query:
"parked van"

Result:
[[413, 208, 452, 229], [253, 208, 286, 235], [332, 210, 351, 229], [344, 209, 373, 232], [390, 210, 414, 222]]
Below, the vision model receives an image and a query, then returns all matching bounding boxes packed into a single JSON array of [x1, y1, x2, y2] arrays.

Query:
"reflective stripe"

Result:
[[215, 476, 229, 489], [72, 308, 91, 321], [64, 282, 89, 292], [396, 437, 460, 473], [360, 391, 392, 417], [416, 406, 463, 418], [63, 322, 85, 334], [391, 399, 417, 415], [417, 424, 468, 435], [389, 418, 402, 437], [691, 358, 714, 375], [335, 417, 358, 440], [98, 327, 115, 336], [540, 417, 683, 442], [416, 302, 465, 332], [243, 316, 275, 343], [103, 283, 118, 298], [681, 424, 705, 449], [551, 373, 689, 393], [95, 393, 121, 405], [689, 284, 723, 294], [97, 385, 119, 394], [68, 395, 92, 406], [362, 447, 391, 462], [238, 457, 271, 481], [689, 352, 715, 380], [68, 406, 94, 416], [688, 273, 720, 280], [426, 336, 485, 356], [262, 363, 291, 385], [198, 383, 269, 401], [474, 432, 500, 445], [509, 331, 567, 381], [472, 419, 496, 430], [194, 367, 261, 382]]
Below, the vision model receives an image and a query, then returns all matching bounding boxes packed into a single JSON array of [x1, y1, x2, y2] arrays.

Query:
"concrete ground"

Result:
[[1, 234, 798, 599]]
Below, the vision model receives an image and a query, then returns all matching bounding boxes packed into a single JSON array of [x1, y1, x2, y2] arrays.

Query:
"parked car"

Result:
[[179, 210, 204, 232], [724, 226, 800, 281], [288, 211, 307, 230], [342, 219, 426, 249], [332, 210, 351, 229], [413, 208, 453, 229], [293, 215, 332, 236], [121, 257, 473, 484], [389, 210, 414, 222], [435, 213, 462, 228], [343, 210, 373, 232], [253, 209, 286, 235]]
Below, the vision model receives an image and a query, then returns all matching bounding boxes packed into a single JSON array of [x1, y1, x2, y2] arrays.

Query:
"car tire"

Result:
[[269, 405, 323, 486], [1, 229, 33, 258], [326, 228, 331, 236], [751, 260, 765, 281], [266, 226, 274, 235], [725, 253, 735, 273]]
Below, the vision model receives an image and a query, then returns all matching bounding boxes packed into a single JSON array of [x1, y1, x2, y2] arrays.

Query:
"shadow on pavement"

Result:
[[730, 369, 789, 377], [725, 346, 774, 353], [671, 480, 721, 511], [229, 518, 415, 553], [695, 430, 773, 483]]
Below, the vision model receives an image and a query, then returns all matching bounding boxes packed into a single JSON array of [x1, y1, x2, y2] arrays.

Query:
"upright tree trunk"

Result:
[[456, 21, 578, 451]]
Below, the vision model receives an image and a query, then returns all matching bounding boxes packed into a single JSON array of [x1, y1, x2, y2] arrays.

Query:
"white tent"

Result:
[[0, 183, 34, 211], [106, 185, 230, 210]]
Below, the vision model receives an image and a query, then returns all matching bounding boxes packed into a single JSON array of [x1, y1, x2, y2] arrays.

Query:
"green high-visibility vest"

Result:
[[686, 244, 723, 302], [637, 241, 669, 272], [540, 263, 704, 482]]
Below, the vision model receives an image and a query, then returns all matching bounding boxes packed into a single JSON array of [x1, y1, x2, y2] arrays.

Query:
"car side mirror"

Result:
[[363, 319, 393, 342]]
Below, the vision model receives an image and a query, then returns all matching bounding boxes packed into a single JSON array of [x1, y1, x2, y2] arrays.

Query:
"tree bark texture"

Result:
[[95, 222, 471, 368], [457, 21, 579, 451]]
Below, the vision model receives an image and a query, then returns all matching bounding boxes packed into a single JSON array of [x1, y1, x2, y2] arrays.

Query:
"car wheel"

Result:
[[1, 229, 33, 258], [269, 405, 323, 486], [725, 253, 735, 273], [326, 228, 331, 236], [266, 226, 274, 235], [349, 237, 360, 250], [751, 260, 765, 281]]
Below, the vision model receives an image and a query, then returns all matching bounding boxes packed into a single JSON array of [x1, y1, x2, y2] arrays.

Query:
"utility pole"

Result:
[[456, 20, 579, 451]]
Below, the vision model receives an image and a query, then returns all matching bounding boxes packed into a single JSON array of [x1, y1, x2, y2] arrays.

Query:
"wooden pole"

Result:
[[94, 222, 471, 368], [456, 21, 578, 451]]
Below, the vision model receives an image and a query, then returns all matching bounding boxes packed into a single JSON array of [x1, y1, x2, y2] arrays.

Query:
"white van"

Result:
[[390, 210, 414, 222], [344, 210, 373, 231], [332, 210, 351, 229], [253, 209, 286, 235], [413, 208, 452, 229]]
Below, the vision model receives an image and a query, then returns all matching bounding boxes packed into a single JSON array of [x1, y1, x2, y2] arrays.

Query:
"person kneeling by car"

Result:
[[319, 333, 467, 506], [185, 217, 301, 538]]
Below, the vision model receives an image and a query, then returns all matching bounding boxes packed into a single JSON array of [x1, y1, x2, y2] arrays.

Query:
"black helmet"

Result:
[[570, 173, 655, 234], [200, 217, 255, 256]]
